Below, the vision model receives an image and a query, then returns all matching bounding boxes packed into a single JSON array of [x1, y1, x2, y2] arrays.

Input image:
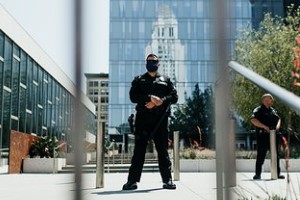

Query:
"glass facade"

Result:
[[250, 0, 300, 30], [250, 0, 284, 29], [0, 30, 96, 153], [109, 0, 252, 129]]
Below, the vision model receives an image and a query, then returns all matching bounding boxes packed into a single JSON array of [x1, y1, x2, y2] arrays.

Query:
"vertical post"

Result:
[[112, 141, 115, 166], [53, 148, 56, 174], [173, 131, 180, 181], [96, 122, 105, 188], [270, 130, 278, 180], [214, 0, 232, 199], [73, 1, 84, 199]]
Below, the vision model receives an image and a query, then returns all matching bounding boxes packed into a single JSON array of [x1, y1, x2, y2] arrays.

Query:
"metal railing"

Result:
[[228, 61, 300, 114]]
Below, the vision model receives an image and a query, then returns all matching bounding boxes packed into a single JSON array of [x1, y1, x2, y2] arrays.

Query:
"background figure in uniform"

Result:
[[251, 93, 285, 180], [128, 113, 135, 134], [122, 54, 178, 190]]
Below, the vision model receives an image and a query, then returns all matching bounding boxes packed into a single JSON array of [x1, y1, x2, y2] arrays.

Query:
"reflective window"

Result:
[[11, 119, 18, 132], [32, 84, 38, 134], [2, 90, 11, 148], [38, 67, 43, 105], [26, 58, 33, 111], [19, 87, 26, 132], [4, 37, 12, 88], [20, 50, 27, 85], [25, 112, 32, 134], [0, 31, 4, 58], [11, 47, 20, 117]]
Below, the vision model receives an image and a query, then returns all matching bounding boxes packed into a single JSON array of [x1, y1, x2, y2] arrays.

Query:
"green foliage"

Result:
[[233, 8, 300, 132], [29, 136, 59, 158], [170, 84, 215, 148]]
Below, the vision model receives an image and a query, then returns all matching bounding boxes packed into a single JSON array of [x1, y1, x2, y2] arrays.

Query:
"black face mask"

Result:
[[146, 60, 159, 72]]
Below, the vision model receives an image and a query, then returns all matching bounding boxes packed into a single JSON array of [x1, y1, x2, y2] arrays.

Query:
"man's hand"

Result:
[[263, 126, 270, 133], [150, 95, 163, 106], [145, 101, 156, 109]]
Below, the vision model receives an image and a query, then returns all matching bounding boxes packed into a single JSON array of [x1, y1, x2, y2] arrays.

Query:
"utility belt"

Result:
[[257, 128, 277, 134]]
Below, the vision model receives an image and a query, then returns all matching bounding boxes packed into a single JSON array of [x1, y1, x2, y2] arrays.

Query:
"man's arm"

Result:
[[276, 118, 281, 131], [250, 118, 270, 132]]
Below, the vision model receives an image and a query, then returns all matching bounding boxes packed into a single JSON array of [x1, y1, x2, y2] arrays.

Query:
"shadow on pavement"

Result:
[[92, 187, 164, 195]]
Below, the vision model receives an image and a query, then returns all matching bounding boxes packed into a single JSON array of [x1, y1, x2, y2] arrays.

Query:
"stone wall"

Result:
[[9, 131, 38, 173]]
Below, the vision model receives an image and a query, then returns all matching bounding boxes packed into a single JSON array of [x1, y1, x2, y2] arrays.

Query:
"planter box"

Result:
[[23, 158, 66, 173], [175, 159, 300, 172]]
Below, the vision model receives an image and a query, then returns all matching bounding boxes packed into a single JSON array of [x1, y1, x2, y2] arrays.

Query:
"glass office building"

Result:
[[0, 5, 96, 155], [250, 0, 300, 30], [109, 0, 252, 130]]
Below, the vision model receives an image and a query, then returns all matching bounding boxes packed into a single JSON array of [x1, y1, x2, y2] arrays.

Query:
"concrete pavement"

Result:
[[0, 165, 300, 200]]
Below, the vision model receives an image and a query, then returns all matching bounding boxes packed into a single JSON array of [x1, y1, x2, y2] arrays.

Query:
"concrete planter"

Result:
[[175, 159, 300, 172], [23, 158, 66, 173]]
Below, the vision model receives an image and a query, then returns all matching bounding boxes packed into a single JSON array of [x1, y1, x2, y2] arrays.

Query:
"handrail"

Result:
[[228, 61, 300, 114]]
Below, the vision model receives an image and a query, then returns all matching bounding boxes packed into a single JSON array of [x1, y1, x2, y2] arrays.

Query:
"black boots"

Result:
[[253, 174, 285, 180], [163, 180, 176, 190], [122, 181, 137, 190], [122, 180, 176, 190]]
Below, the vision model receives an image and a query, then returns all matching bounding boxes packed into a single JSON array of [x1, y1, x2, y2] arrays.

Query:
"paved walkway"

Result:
[[0, 165, 300, 200]]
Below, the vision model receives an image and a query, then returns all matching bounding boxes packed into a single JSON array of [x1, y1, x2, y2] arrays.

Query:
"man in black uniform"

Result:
[[122, 54, 178, 190], [251, 93, 285, 180]]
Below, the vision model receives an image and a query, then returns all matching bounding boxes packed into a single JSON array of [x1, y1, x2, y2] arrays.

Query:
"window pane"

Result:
[[4, 37, 12, 88], [11, 57, 20, 116], [19, 87, 26, 132], [2, 90, 11, 148], [20, 51, 27, 85], [25, 112, 32, 134], [26, 58, 33, 111], [0, 31, 4, 58], [11, 119, 18, 131]]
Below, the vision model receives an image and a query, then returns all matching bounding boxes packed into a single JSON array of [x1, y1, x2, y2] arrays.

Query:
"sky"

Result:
[[0, 0, 109, 83]]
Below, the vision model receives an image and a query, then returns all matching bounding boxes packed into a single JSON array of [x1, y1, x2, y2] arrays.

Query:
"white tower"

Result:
[[145, 5, 186, 104]]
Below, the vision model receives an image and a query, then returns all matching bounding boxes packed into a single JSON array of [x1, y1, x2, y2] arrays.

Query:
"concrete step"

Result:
[[58, 163, 159, 173], [90, 158, 158, 165]]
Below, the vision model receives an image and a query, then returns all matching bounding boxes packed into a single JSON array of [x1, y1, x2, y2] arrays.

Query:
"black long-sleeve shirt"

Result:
[[129, 72, 178, 115]]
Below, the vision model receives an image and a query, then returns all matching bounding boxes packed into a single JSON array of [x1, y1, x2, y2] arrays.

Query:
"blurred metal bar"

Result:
[[74, 0, 83, 200], [96, 122, 105, 188], [214, 0, 233, 199], [270, 130, 278, 180], [173, 131, 180, 181], [228, 61, 300, 114]]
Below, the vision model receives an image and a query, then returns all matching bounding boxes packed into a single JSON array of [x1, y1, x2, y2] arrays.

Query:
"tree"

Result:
[[232, 8, 300, 135], [170, 84, 215, 148]]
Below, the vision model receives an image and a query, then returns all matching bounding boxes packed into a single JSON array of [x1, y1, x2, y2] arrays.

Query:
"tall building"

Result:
[[85, 73, 109, 133], [145, 5, 186, 104], [250, 0, 300, 30], [109, 0, 251, 131], [0, 5, 96, 158]]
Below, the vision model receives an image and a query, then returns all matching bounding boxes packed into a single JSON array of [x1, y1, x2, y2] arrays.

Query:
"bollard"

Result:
[[173, 131, 180, 181], [53, 148, 56, 174], [270, 130, 278, 180], [96, 122, 105, 188], [225, 119, 236, 187]]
